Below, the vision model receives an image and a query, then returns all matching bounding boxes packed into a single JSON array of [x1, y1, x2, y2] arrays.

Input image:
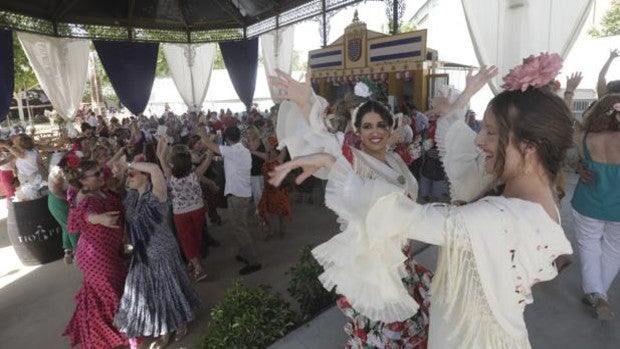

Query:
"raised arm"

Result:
[[564, 72, 583, 110], [155, 136, 172, 179], [597, 49, 619, 97], [129, 161, 168, 202], [268, 68, 313, 121], [193, 150, 213, 179]]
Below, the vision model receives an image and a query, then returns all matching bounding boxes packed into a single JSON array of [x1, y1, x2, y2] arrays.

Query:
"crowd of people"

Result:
[[0, 48, 617, 348], [0, 104, 300, 348]]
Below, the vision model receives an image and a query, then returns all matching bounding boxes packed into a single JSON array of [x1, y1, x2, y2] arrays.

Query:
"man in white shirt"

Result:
[[203, 126, 262, 275]]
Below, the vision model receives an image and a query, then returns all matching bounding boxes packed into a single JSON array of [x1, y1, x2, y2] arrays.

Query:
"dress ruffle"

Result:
[[312, 155, 422, 323]]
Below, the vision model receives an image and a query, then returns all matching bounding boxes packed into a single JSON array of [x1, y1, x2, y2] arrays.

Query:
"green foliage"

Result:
[[214, 45, 226, 70], [292, 50, 308, 71], [156, 46, 170, 77], [12, 32, 38, 92], [287, 245, 337, 320], [201, 280, 297, 349], [589, 0, 620, 37]]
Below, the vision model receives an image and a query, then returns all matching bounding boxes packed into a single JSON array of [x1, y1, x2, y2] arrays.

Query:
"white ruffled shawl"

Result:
[[314, 156, 573, 348], [276, 96, 342, 179]]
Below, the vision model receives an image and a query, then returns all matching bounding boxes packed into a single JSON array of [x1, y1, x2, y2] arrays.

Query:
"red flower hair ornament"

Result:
[[501, 52, 563, 92], [58, 151, 82, 169]]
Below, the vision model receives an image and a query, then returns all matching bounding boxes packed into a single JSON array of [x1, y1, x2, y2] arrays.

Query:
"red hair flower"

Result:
[[501, 52, 563, 92]]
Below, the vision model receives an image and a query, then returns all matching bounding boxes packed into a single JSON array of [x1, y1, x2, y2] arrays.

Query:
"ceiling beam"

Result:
[[213, 0, 246, 27]]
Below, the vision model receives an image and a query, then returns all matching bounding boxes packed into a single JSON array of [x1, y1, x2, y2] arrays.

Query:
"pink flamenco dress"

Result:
[[63, 191, 128, 349]]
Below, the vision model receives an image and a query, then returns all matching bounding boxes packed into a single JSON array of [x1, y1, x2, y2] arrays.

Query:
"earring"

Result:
[[523, 161, 533, 175]]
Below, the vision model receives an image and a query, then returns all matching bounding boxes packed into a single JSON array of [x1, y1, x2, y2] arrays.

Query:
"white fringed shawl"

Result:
[[315, 156, 572, 348]]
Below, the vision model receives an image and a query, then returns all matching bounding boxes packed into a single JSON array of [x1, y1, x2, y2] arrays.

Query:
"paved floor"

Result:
[[1, 173, 620, 349]]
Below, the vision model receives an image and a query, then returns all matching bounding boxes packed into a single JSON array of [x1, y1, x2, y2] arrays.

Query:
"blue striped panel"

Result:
[[369, 37, 422, 50], [310, 61, 343, 68], [369, 51, 421, 62], [310, 50, 342, 59]]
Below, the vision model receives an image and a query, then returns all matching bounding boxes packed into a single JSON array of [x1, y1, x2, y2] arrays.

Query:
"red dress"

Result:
[[258, 160, 292, 222], [64, 191, 128, 349]]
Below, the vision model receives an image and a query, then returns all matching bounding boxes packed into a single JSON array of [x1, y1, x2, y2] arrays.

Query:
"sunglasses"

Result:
[[83, 170, 102, 178], [127, 171, 146, 178]]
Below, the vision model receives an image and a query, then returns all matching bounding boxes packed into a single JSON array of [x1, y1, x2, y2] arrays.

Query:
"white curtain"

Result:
[[260, 26, 295, 103], [17, 32, 90, 119], [163, 43, 216, 111], [461, 0, 594, 93]]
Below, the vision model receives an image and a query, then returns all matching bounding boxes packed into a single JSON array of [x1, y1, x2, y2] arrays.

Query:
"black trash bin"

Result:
[[7, 195, 63, 266]]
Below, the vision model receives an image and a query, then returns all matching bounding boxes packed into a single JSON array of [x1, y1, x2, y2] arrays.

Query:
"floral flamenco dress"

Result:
[[277, 96, 432, 348], [63, 191, 128, 349]]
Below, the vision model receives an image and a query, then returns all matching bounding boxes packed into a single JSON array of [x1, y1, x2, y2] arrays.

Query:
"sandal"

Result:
[[174, 324, 188, 342], [193, 268, 208, 282], [63, 250, 74, 265], [148, 334, 170, 349]]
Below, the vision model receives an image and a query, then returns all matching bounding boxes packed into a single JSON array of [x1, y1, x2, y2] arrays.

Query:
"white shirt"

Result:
[[402, 124, 414, 143], [15, 149, 39, 177], [87, 115, 98, 127], [219, 142, 251, 197]]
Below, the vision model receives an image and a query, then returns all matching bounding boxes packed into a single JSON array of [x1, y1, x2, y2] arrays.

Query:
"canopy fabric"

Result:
[[17, 32, 90, 119], [0, 29, 13, 122], [163, 43, 216, 110], [219, 38, 259, 110], [260, 26, 295, 104], [94, 40, 159, 115], [461, 0, 595, 93]]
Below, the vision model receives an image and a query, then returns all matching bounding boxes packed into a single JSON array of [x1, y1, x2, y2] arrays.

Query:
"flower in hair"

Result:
[[59, 151, 81, 169], [354, 82, 371, 98], [607, 102, 620, 116], [501, 52, 563, 92]]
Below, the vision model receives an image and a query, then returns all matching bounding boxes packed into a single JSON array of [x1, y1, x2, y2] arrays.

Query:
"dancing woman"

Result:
[[62, 158, 127, 348], [270, 55, 573, 348], [270, 72, 432, 347], [113, 158, 201, 348], [571, 93, 620, 319]]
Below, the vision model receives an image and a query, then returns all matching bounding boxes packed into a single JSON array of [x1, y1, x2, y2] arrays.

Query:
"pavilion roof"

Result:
[[0, 0, 363, 43]]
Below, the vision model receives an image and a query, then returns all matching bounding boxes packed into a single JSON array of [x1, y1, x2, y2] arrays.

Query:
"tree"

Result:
[[588, 0, 620, 37], [156, 46, 170, 77], [12, 32, 39, 123]]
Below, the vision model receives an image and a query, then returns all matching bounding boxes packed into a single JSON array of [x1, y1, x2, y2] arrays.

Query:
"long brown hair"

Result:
[[583, 93, 620, 132], [487, 87, 573, 199]]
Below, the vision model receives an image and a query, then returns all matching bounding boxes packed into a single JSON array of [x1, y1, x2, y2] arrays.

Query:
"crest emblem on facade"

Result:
[[348, 38, 362, 62]]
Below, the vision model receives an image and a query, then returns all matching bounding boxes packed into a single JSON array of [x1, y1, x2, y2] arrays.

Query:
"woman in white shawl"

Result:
[[269, 57, 573, 348], [269, 73, 432, 347]]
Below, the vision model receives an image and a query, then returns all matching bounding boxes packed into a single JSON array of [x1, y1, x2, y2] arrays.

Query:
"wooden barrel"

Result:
[[6, 195, 63, 266]]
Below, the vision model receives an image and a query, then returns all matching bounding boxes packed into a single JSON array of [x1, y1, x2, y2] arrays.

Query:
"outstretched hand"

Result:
[[566, 72, 583, 92], [464, 65, 498, 94], [268, 68, 313, 109], [268, 153, 336, 187], [609, 49, 619, 60]]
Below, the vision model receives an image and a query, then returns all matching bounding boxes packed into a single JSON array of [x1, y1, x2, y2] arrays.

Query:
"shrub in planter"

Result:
[[201, 279, 297, 349], [288, 245, 337, 320]]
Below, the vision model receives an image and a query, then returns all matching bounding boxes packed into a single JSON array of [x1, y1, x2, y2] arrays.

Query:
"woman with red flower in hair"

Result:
[[62, 157, 128, 349]]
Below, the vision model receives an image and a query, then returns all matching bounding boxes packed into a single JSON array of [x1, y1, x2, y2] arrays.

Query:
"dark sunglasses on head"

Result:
[[83, 170, 102, 178]]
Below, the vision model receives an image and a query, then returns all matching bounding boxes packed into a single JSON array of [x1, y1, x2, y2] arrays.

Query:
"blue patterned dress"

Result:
[[114, 186, 201, 338]]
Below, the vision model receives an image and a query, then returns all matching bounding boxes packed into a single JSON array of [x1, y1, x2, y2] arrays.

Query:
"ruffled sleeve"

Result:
[[276, 95, 343, 179], [435, 87, 494, 203], [313, 154, 450, 323]]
